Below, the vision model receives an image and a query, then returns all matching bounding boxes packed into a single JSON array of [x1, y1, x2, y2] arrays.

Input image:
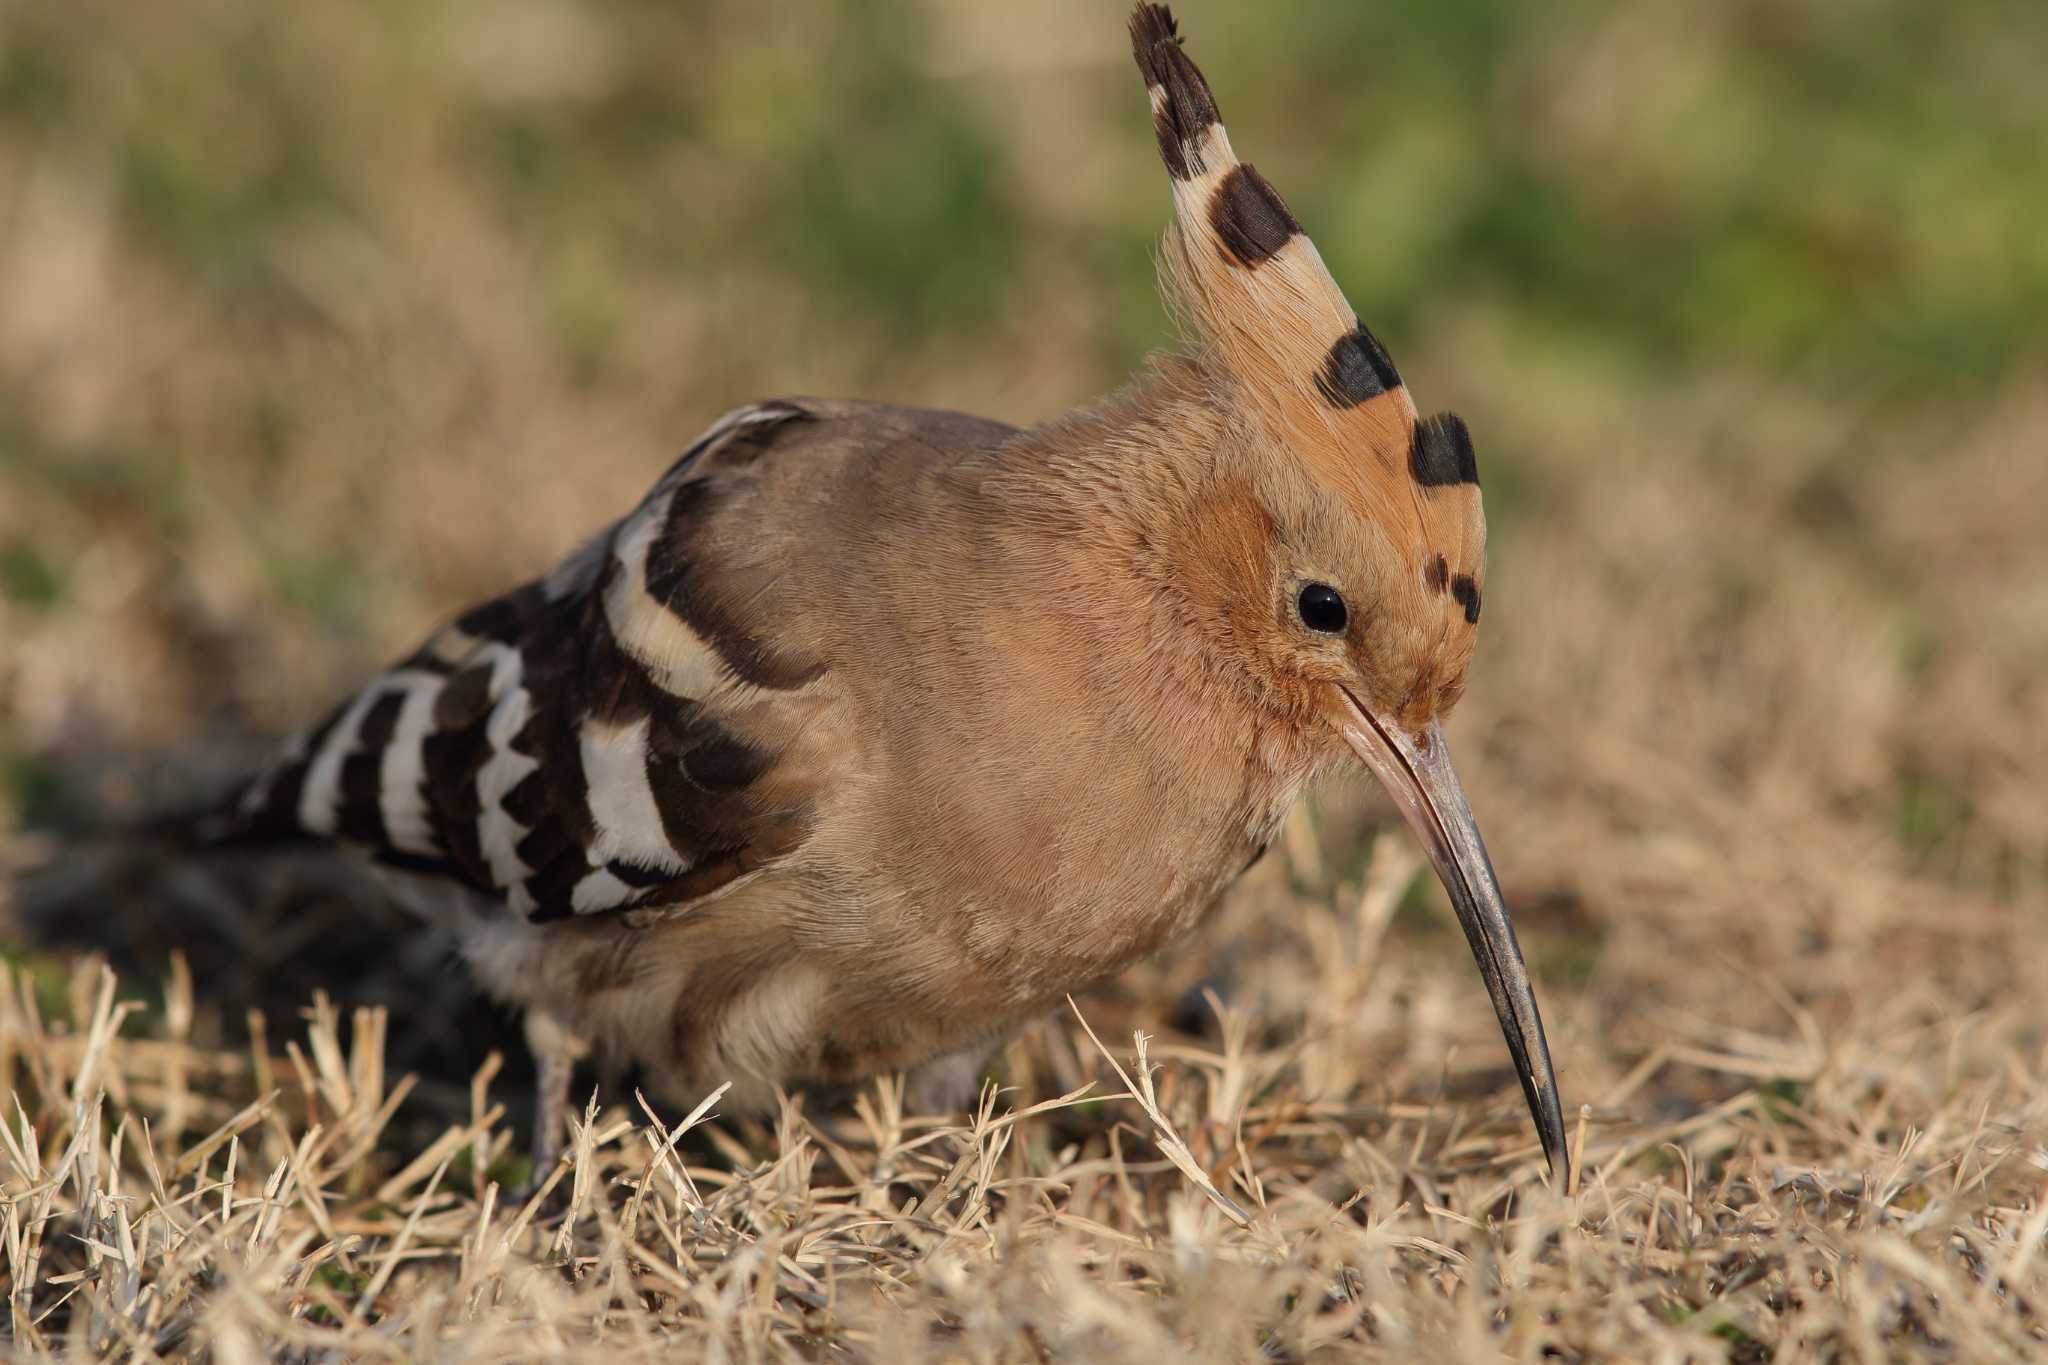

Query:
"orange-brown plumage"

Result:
[[1128, 4, 1486, 730], [214, 4, 1566, 1183]]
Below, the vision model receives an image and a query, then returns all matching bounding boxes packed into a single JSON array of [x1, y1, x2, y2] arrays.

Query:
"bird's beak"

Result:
[[1332, 690, 1570, 1185]]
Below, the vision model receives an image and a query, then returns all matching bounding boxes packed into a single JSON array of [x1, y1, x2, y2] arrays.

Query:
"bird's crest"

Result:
[[1129, 3, 1486, 628]]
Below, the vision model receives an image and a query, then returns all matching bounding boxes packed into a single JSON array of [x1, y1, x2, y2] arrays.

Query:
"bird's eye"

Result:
[[1296, 582, 1348, 634]]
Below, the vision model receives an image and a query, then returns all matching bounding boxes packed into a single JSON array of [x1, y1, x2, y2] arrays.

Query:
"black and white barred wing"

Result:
[[222, 402, 826, 923]]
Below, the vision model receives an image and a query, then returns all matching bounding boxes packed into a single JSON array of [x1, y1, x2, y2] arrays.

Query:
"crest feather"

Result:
[[1127, 3, 1485, 612]]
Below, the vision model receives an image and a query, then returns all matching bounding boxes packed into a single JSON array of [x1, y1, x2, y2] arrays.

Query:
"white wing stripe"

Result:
[[579, 716, 690, 874], [378, 673, 443, 857], [298, 685, 386, 835], [571, 867, 638, 914], [605, 492, 731, 701], [476, 685, 539, 888]]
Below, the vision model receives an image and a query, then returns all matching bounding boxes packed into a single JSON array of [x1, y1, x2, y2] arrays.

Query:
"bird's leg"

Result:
[[522, 1008, 590, 1185]]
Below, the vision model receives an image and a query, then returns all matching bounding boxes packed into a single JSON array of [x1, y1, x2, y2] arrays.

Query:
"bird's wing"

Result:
[[220, 398, 1010, 923]]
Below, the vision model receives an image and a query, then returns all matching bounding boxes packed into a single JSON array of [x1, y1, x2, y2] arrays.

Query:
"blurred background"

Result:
[[1, 0, 2044, 1113]]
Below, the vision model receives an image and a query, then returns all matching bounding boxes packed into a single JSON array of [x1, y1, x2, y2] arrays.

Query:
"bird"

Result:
[[201, 3, 1570, 1185]]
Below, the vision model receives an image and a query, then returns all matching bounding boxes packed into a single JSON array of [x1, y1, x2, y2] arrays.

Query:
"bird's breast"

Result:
[[829, 703, 1301, 1019]]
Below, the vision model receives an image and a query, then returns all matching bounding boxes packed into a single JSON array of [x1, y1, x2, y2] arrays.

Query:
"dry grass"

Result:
[[4, 0, 2048, 1358], [2, 798, 2044, 1360]]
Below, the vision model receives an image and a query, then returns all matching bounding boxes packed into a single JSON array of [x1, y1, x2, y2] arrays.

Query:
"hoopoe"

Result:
[[206, 4, 1569, 1183]]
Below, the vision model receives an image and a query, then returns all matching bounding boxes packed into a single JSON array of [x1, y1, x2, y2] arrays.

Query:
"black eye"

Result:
[[1296, 582, 1348, 634]]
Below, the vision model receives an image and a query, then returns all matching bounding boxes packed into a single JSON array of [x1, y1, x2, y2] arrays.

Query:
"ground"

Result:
[[2, 0, 2045, 1359]]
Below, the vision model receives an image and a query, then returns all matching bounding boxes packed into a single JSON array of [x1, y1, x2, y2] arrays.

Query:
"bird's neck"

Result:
[[980, 363, 1329, 839]]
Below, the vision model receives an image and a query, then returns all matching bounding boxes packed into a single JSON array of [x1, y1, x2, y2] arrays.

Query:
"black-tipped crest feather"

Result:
[[1130, 4, 1218, 180]]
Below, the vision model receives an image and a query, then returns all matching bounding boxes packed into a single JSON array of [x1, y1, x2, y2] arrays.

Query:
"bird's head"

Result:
[[1129, 2, 1568, 1182]]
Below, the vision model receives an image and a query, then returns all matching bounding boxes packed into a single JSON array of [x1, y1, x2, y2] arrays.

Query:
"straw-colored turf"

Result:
[[1, 836, 2044, 1362], [3, 0, 2045, 1358]]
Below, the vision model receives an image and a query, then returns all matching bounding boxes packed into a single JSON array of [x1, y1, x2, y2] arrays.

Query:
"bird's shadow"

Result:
[[8, 813, 537, 1149]]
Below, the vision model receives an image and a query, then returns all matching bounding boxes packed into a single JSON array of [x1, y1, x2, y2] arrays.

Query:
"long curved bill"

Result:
[[1334, 693, 1570, 1185]]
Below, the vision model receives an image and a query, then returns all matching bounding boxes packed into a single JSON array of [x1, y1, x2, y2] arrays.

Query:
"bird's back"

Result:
[[219, 399, 1021, 929]]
